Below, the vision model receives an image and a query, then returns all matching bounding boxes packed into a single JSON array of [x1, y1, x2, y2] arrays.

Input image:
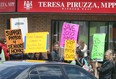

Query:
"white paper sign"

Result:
[[10, 17, 28, 42]]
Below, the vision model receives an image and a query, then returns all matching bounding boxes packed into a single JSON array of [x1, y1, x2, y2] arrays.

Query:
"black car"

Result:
[[0, 61, 96, 79]]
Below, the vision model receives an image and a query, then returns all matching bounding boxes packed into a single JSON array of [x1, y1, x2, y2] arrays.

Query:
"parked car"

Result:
[[0, 61, 96, 79]]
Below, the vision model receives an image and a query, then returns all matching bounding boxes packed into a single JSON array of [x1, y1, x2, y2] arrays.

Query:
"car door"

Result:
[[29, 64, 66, 79], [63, 65, 96, 79]]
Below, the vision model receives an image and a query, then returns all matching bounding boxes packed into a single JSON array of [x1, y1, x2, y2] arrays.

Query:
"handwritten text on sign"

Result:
[[64, 40, 76, 60], [5, 29, 23, 54], [91, 34, 106, 61], [60, 22, 79, 47], [25, 32, 49, 53]]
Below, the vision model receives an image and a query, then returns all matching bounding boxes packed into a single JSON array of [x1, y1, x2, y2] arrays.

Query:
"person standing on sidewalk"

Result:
[[51, 42, 61, 62], [96, 50, 114, 79], [112, 53, 116, 79], [78, 40, 88, 59]]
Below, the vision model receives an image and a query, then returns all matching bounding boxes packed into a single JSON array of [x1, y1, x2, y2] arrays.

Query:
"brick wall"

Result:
[[0, 13, 116, 45]]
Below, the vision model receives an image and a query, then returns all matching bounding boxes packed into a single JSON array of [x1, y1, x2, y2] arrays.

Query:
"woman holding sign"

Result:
[[51, 42, 62, 62], [74, 49, 92, 72], [96, 50, 114, 79], [112, 53, 116, 79], [78, 40, 88, 59]]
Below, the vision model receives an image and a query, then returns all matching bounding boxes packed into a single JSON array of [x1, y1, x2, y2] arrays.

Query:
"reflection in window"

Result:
[[37, 66, 65, 79], [29, 69, 39, 79], [64, 66, 94, 79], [109, 22, 116, 52], [89, 22, 108, 52]]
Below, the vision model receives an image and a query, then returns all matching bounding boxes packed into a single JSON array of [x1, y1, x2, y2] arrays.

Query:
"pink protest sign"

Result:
[[60, 22, 79, 47]]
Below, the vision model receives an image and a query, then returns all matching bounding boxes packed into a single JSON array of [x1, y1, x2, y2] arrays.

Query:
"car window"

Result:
[[29, 65, 65, 79], [63, 65, 95, 79], [29, 69, 39, 79], [0, 65, 29, 79]]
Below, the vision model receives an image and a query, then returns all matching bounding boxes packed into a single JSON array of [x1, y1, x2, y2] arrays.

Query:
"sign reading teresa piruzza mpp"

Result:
[[5, 29, 24, 54], [18, 0, 116, 13]]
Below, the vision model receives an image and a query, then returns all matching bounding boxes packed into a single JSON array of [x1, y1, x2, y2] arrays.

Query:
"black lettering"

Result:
[[10, 43, 23, 48], [11, 30, 21, 35], [8, 45, 12, 49], [65, 48, 74, 53], [13, 40, 16, 44], [70, 32, 75, 36], [10, 49, 23, 54], [65, 54, 74, 58], [5, 31, 10, 36], [8, 36, 21, 40]]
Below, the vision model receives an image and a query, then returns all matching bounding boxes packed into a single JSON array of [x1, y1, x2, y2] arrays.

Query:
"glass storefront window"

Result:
[[51, 20, 88, 47], [51, 21, 116, 53], [89, 22, 108, 52], [109, 22, 116, 53]]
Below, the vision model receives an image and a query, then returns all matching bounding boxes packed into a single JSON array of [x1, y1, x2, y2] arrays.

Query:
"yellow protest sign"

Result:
[[64, 40, 76, 60], [25, 32, 49, 53], [5, 29, 24, 54]]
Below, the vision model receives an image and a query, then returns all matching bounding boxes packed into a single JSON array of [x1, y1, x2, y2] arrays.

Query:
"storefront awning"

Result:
[[17, 0, 116, 14]]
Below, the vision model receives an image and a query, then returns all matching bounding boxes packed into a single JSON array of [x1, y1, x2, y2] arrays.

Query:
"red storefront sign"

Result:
[[0, 0, 16, 12], [18, 0, 116, 13]]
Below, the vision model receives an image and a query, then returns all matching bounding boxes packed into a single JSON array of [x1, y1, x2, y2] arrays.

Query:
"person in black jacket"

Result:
[[51, 42, 61, 61], [112, 53, 116, 79], [96, 49, 114, 79]]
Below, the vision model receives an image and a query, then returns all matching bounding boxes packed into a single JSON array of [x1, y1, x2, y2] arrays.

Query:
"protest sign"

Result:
[[10, 17, 28, 42], [5, 29, 24, 54], [91, 33, 106, 61], [60, 22, 79, 48], [64, 40, 76, 60], [25, 32, 49, 53]]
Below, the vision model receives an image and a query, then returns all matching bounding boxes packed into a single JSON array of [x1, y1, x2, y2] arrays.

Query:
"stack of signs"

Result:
[[25, 32, 49, 53], [5, 29, 24, 54], [64, 40, 76, 60], [91, 33, 106, 61], [60, 22, 79, 61]]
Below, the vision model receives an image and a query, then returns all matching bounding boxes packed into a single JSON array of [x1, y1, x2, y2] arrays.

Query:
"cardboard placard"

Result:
[[64, 40, 76, 60], [60, 22, 79, 48], [91, 33, 106, 61], [25, 32, 49, 53], [5, 29, 24, 54]]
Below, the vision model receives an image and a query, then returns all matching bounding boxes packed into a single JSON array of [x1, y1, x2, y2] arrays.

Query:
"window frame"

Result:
[[51, 20, 110, 53]]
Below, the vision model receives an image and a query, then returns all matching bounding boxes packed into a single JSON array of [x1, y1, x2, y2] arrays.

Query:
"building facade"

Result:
[[0, 0, 116, 53]]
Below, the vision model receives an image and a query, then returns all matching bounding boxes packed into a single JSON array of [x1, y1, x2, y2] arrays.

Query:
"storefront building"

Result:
[[0, 0, 116, 53]]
